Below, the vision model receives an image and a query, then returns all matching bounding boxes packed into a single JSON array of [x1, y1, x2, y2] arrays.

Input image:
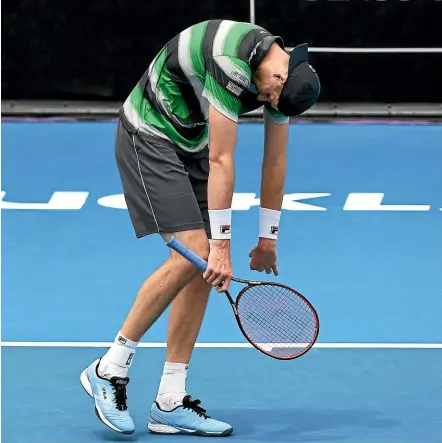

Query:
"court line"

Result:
[[1, 341, 441, 349]]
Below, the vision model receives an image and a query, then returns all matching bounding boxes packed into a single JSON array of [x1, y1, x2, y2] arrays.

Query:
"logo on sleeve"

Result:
[[231, 70, 249, 87], [226, 82, 243, 97]]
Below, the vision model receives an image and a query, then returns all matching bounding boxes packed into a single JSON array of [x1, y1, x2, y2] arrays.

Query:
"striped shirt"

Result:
[[121, 19, 289, 154]]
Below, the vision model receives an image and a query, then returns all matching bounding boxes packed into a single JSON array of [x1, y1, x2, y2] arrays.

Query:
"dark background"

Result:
[[2, 0, 442, 103]]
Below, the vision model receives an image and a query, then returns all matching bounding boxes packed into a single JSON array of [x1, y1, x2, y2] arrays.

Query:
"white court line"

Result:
[[1, 341, 441, 349]]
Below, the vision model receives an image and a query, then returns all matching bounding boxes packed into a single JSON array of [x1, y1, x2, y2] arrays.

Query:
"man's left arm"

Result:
[[249, 107, 289, 275], [260, 108, 289, 214]]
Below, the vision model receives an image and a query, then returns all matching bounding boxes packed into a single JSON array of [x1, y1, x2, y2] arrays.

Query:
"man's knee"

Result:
[[161, 229, 210, 268]]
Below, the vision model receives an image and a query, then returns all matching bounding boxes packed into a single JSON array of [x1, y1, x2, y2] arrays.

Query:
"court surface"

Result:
[[1, 120, 442, 443]]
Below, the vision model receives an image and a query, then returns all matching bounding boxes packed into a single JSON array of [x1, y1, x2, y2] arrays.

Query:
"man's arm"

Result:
[[202, 104, 238, 291], [199, 55, 251, 288], [207, 104, 237, 213], [249, 112, 289, 275], [260, 115, 289, 212]]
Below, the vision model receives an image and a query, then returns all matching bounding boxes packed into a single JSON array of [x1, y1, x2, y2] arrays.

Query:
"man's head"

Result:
[[253, 40, 320, 116]]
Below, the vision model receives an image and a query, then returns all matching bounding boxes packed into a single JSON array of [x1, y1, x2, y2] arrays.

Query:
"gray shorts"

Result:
[[115, 116, 210, 239]]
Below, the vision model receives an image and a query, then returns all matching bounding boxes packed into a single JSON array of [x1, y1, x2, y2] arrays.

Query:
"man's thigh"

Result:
[[115, 121, 206, 238], [178, 151, 211, 240]]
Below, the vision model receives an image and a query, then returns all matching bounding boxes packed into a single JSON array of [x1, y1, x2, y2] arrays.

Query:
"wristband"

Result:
[[259, 207, 281, 240], [209, 209, 232, 239]]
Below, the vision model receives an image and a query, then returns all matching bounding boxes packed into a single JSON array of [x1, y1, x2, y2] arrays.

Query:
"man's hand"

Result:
[[203, 240, 233, 292], [249, 238, 279, 276]]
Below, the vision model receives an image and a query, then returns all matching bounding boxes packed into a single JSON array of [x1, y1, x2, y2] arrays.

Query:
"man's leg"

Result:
[[154, 148, 212, 409], [148, 269, 233, 437], [147, 147, 232, 437], [163, 151, 213, 369], [155, 273, 212, 409], [80, 229, 209, 435], [167, 274, 211, 363], [98, 229, 210, 377], [119, 233, 209, 345]]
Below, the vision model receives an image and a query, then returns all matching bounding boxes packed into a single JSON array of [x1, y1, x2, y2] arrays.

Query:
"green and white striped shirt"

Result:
[[122, 19, 289, 154]]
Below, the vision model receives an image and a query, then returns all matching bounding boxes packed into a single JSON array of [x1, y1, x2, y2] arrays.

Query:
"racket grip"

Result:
[[166, 236, 208, 272]]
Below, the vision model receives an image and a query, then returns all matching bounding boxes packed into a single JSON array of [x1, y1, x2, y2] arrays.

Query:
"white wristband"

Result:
[[209, 209, 232, 240], [259, 207, 281, 239]]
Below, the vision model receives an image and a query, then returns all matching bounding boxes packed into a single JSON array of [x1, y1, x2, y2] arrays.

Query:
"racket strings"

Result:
[[236, 284, 318, 358]]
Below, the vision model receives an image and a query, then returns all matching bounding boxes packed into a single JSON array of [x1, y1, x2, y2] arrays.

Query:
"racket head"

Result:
[[233, 282, 319, 360]]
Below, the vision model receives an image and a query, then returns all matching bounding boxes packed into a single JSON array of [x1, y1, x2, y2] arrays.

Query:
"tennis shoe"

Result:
[[80, 358, 135, 434], [148, 395, 233, 436]]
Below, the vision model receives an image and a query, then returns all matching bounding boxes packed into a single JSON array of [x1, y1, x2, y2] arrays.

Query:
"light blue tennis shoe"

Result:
[[80, 358, 135, 434], [148, 395, 233, 436]]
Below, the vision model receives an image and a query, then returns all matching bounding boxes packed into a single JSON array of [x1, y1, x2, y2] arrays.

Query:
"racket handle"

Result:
[[166, 236, 208, 272]]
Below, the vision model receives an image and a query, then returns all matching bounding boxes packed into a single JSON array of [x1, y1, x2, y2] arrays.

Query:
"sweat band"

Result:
[[209, 209, 232, 240], [259, 207, 281, 239]]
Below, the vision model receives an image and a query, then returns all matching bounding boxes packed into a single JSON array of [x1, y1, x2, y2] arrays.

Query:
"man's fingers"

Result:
[[208, 272, 223, 287], [206, 270, 232, 290], [250, 260, 263, 271], [204, 268, 219, 285], [251, 259, 277, 275], [217, 274, 232, 292], [203, 268, 212, 280]]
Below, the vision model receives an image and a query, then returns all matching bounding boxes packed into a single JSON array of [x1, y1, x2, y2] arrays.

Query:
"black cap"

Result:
[[277, 43, 321, 116]]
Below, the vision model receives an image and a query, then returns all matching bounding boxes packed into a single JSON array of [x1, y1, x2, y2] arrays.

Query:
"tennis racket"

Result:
[[166, 236, 320, 360]]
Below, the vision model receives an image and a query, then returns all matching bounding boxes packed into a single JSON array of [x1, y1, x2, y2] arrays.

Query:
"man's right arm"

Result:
[[207, 104, 237, 214], [201, 55, 251, 291], [203, 104, 237, 292]]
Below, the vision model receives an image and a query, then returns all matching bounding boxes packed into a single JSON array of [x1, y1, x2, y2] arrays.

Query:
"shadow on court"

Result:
[[90, 408, 401, 443], [211, 408, 401, 441]]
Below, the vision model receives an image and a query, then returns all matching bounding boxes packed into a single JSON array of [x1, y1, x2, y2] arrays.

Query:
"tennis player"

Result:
[[80, 19, 320, 436]]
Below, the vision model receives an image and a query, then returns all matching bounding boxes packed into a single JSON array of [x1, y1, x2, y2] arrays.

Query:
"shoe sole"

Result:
[[148, 422, 233, 437], [80, 367, 135, 435]]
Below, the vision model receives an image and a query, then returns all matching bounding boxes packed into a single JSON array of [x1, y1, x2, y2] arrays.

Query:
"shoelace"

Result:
[[110, 379, 129, 411], [182, 396, 210, 419]]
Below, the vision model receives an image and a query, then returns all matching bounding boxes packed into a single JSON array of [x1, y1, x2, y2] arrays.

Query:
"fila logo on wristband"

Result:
[[259, 207, 281, 239], [220, 225, 231, 234], [209, 208, 232, 239]]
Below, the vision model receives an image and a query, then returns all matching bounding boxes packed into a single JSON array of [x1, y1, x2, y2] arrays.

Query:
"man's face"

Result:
[[253, 68, 286, 109]]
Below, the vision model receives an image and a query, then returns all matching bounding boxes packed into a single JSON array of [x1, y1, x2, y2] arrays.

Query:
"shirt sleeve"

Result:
[[264, 102, 289, 125], [202, 55, 252, 122]]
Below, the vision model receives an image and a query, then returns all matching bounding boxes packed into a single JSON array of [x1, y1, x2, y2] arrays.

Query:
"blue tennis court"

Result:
[[1, 120, 442, 442]]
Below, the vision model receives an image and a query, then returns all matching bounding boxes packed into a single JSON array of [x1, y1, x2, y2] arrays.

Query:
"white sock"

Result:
[[156, 362, 189, 411], [98, 331, 138, 379]]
